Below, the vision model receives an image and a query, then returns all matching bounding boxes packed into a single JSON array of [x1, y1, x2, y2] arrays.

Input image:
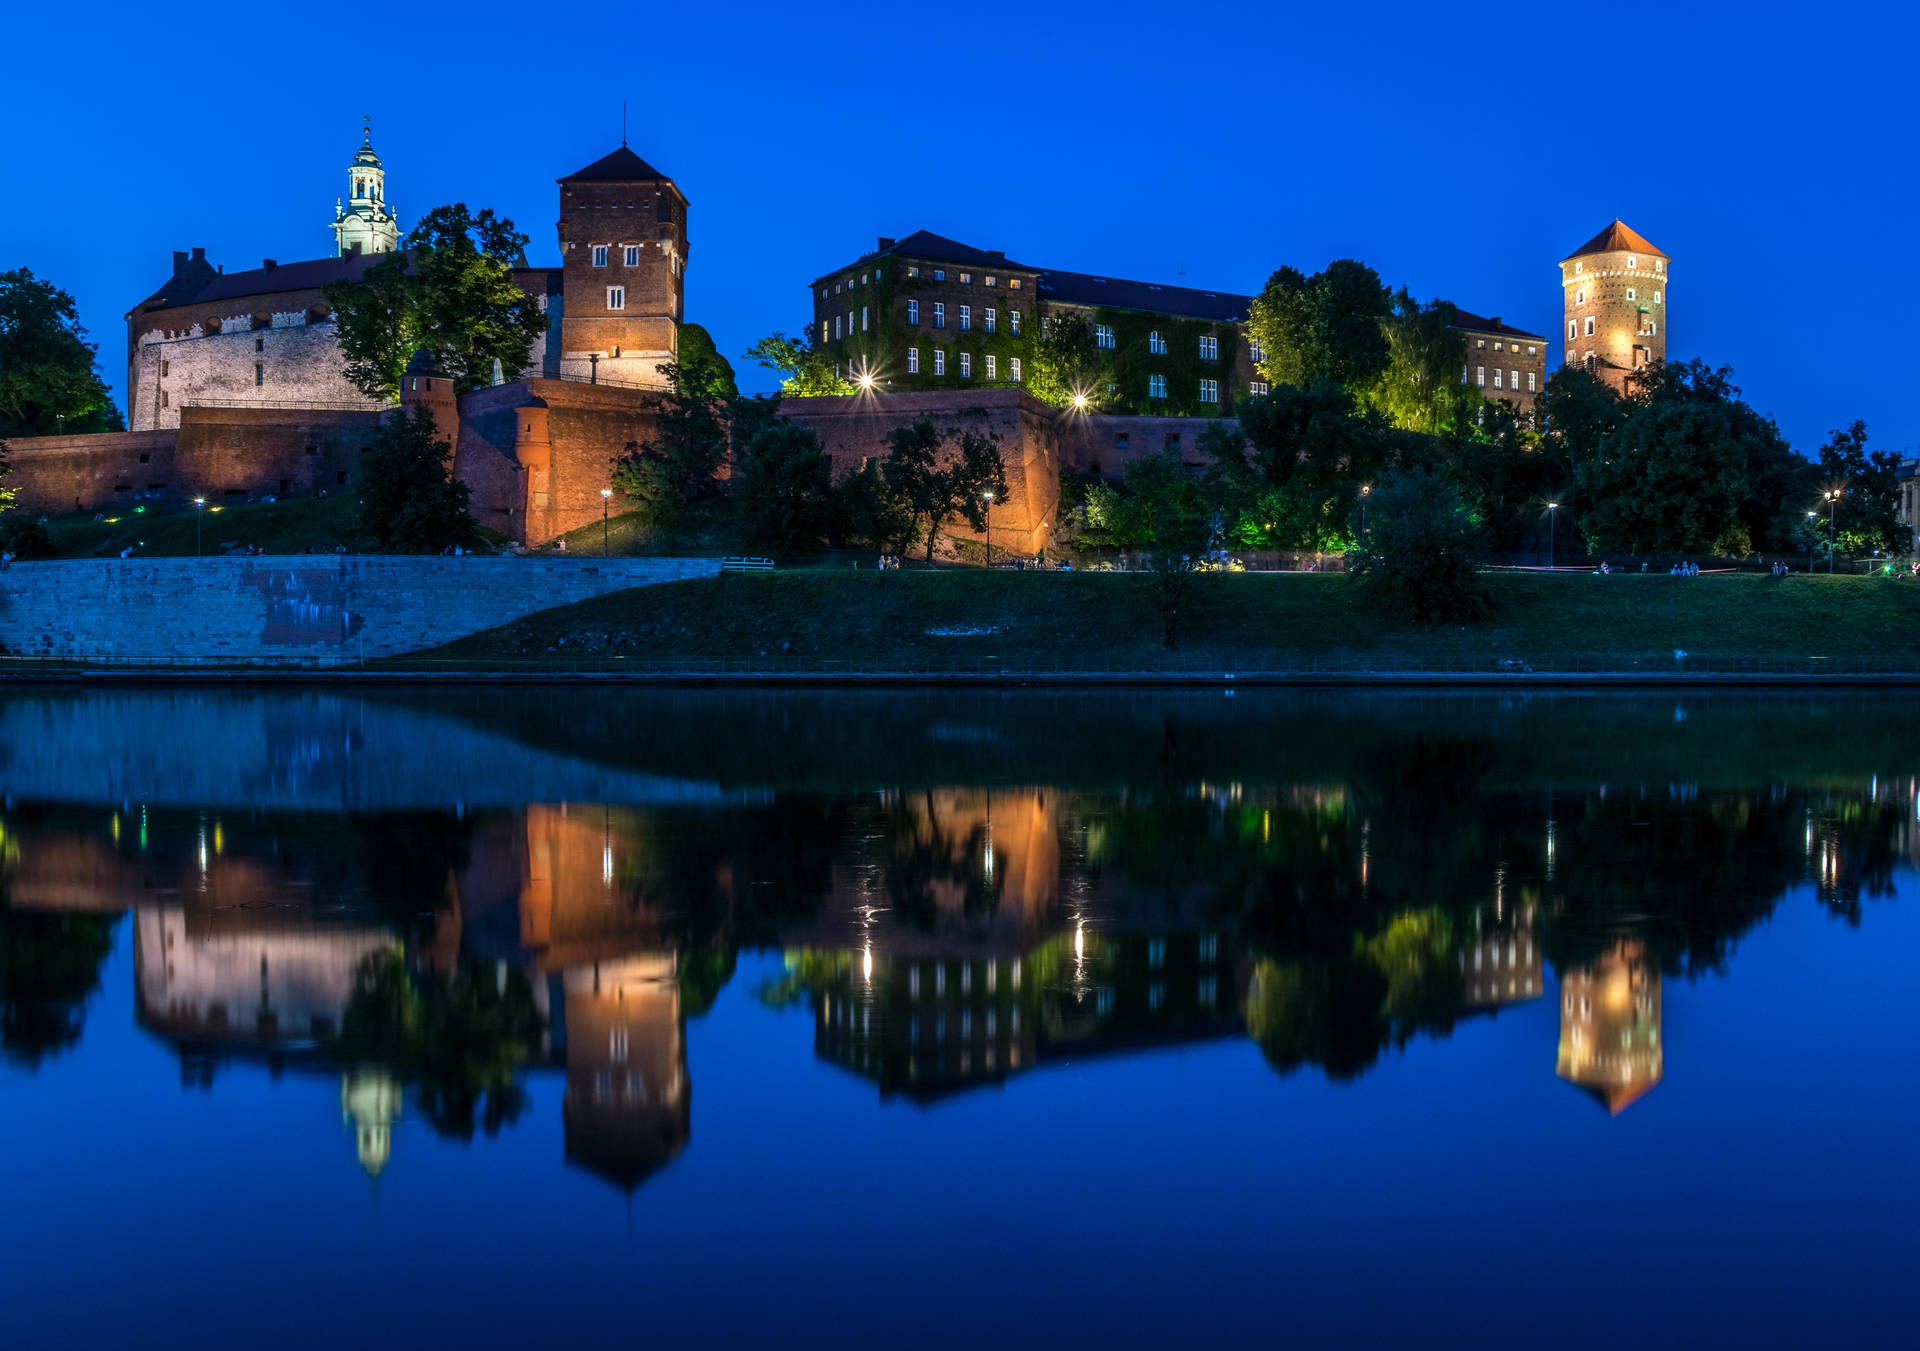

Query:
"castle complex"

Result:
[[2, 122, 1688, 553]]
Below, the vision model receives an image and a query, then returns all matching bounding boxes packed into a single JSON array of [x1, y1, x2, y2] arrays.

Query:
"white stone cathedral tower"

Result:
[[332, 121, 400, 258]]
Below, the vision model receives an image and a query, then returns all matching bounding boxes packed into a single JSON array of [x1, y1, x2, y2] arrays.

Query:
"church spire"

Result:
[[333, 118, 400, 259]]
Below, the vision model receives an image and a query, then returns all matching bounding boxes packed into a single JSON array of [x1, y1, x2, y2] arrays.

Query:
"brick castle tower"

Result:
[[1560, 220, 1667, 389], [555, 146, 689, 389]]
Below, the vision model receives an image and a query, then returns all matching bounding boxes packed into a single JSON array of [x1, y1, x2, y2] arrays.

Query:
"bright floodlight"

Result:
[[858, 369, 876, 390], [601, 487, 612, 499], [1071, 392, 1088, 409]]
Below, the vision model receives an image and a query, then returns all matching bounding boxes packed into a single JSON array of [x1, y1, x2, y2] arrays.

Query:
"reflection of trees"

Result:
[[876, 791, 1002, 930], [0, 901, 115, 1069], [333, 950, 544, 1139]]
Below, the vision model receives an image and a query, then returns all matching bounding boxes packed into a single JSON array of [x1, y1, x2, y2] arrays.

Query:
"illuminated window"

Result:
[[1009, 278, 1022, 290], [1511, 370, 1520, 391], [934, 349, 946, 375], [1148, 373, 1167, 398], [1250, 380, 1269, 395], [592, 245, 608, 267], [861, 306, 869, 331], [1199, 379, 1219, 403], [984, 308, 996, 333], [908, 266, 920, 278], [607, 286, 625, 310], [960, 352, 972, 377], [985, 354, 997, 379], [933, 302, 946, 329], [1010, 309, 1021, 335], [959, 272, 972, 284], [1476, 366, 1485, 387], [908, 347, 919, 373], [1148, 330, 1166, 354], [1584, 316, 1595, 336], [1567, 321, 1575, 340], [624, 245, 640, 266], [1199, 335, 1218, 360], [1096, 324, 1115, 349], [907, 299, 920, 323], [1249, 339, 1265, 362], [1493, 369, 1503, 389], [984, 275, 997, 287], [959, 305, 971, 331], [820, 320, 828, 344], [1009, 357, 1021, 382]]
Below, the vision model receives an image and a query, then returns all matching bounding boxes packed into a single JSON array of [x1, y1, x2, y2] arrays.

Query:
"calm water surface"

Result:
[[2, 688, 1917, 1348]]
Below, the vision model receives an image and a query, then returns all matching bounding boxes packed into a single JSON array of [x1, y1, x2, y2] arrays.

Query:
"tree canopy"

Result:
[[326, 204, 550, 400], [1247, 259, 1392, 392], [356, 404, 477, 551], [877, 418, 1009, 562], [743, 330, 853, 397], [0, 268, 121, 436]]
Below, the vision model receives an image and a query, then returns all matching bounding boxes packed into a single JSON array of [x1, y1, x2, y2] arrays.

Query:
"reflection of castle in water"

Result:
[[1556, 941, 1663, 1113]]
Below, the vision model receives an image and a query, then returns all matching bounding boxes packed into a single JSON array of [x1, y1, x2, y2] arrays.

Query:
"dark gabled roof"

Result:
[[1038, 269, 1252, 322], [1564, 219, 1668, 262], [140, 251, 391, 309], [814, 229, 1037, 284], [1448, 308, 1549, 342], [559, 145, 673, 184]]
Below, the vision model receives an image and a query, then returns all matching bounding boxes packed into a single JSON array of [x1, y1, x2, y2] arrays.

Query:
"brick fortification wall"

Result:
[[3, 430, 179, 516], [0, 556, 719, 665], [1053, 412, 1240, 477], [782, 388, 1062, 557]]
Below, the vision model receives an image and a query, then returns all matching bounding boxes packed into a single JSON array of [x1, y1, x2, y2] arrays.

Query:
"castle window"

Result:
[[1626, 288, 1636, 301], [608, 286, 626, 310], [908, 299, 920, 323], [959, 305, 971, 331], [1199, 335, 1218, 360], [934, 349, 946, 375], [1250, 339, 1265, 362], [1010, 278, 1023, 290], [1010, 357, 1022, 382], [1574, 261, 1583, 274], [255, 363, 264, 387], [1575, 290, 1585, 305], [255, 337, 264, 352], [934, 302, 946, 328], [1096, 324, 1115, 349], [159, 360, 169, 377], [160, 390, 169, 408], [960, 352, 972, 377], [1584, 316, 1595, 336], [908, 266, 920, 278], [984, 308, 996, 333], [862, 306, 869, 331], [1567, 321, 1576, 340], [820, 320, 829, 343], [1493, 369, 1502, 389], [1528, 345, 1537, 355], [960, 272, 972, 285], [1511, 369, 1519, 391], [1010, 309, 1021, 335], [592, 245, 609, 267], [1654, 290, 1662, 305], [1199, 378, 1219, 403], [933, 270, 946, 281], [1528, 371, 1536, 392], [624, 245, 640, 266], [834, 314, 842, 339], [908, 347, 920, 373], [1627, 257, 1638, 269], [1149, 330, 1166, 354], [1494, 341, 1503, 352], [1148, 373, 1167, 398], [985, 354, 997, 380], [985, 275, 997, 287], [1251, 380, 1270, 395], [1476, 366, 1485, 387]]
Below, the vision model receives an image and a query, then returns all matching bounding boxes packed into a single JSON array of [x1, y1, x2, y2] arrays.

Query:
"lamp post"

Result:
[[1359, 483, 1370, 543], [193, 496, 206, 557], [1826, 489, 1842, 573], [601, 487, 612, 558], [982, 490, 995, 567], [1547, 501, 1559, 572], [588, 352, 600, 386], [1807, 511, 1818, 573]]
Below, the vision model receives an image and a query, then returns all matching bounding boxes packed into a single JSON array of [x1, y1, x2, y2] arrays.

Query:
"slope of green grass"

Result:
[[41, 494, 373, 558], [420, 570, 1920, 671]]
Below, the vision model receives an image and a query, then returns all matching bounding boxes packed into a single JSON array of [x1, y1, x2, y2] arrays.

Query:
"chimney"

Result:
[[191, 246, 207, 264], [262, 258, 277, 273], [173, 250, 189, 274], [877, 236, 895, 251], [1490, 316, 1502, 327], [988, 250, 1006, 261]]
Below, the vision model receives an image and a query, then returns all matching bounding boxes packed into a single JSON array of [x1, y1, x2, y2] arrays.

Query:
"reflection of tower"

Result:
[[1462, 902, 1541, 1009], [341, 1068, 402, 1178], [560, 953, 688, 1191], [1556, 941, 1662, 1113]]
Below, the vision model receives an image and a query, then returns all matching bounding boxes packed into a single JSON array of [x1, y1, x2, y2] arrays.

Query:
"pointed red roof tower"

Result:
[[1560, 220, 1669, 390]]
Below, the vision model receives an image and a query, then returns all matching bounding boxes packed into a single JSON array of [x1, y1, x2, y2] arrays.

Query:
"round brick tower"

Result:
[[1560, 220, 1668, 390]]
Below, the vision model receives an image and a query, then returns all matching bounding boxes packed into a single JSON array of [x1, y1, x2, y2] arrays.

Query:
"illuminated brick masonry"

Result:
[[1561, 219, 1669, 390]]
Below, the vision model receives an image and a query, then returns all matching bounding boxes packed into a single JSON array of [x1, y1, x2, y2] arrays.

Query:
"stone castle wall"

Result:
[[130, 312, 386, 431], [0, 555, 719, 665], [1562, 249, 1668, 388]]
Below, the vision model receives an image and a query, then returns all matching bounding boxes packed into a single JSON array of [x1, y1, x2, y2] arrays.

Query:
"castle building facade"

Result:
[[1452, 309, 1549, 417], [1561, 219, 1668, 389]]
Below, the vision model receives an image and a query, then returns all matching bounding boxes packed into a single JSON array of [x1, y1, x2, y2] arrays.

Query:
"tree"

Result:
[[743, 330, 853, 396], [1246, 259, 1391, 392], [1125, 450, 1216, 648], [1576, 399, 1750, 554], [1211, 382, 1390, 555], [837, 457, 921, 554], [1628, 361, 1801, 551], [1027, 312, 1105, 408], [1815, 419, 1911, 558], [735, 405, 835, 551], [611, 349, 734, 517], [326, 204, 549, 400], [1367, 292, 1475, 434], [1346, 466, 1489, 623], [881, 418, 1009, 562], [677, 323, 739, 400], [0, 268, 121, 436], [357, 405, 476, 551]]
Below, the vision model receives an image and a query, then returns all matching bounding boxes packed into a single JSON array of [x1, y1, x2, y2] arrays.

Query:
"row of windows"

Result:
[[1570, 257, 1663, 275], [827, 267, 1028, 298], [1472, 366, 1537, 392], [900, 349, 1023, 382], [590, 244, 644, 267], [1473, 338, 1540, 356], [1566, 316, 1659, 339], [1572, 288, 1662, 306]]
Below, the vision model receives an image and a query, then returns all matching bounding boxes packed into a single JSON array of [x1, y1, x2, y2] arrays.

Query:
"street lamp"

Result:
[[982, 489, 995, 567], [1825, 488, 1843, 574], [193, 496, 206, 557], [601, 487, 613, 557], [1359, 483, 1371, 542], [1807, 511, 1818, 573], [1547, 501, 1559, 572]]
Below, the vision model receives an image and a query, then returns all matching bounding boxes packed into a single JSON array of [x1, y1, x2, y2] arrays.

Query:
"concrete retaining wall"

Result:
[[0, 555, 719, 666]]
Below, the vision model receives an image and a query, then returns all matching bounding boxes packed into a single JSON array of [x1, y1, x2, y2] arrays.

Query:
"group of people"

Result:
[[1670, 561, 1702, 576], [875, 554, 905, 570], [1769, 561, 1793, 579]]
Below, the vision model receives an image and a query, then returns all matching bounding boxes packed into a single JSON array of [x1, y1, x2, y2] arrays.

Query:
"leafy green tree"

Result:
[[1346, 466, 1488, 622], [0, 514, 55, 560], [1814, 419, 1911, 557], [735, 404, 835, 551], [881, 418, 1009, 563], [837, 458, 921, 554], [1247, 259, 1391, 392], [1627, 361, 1802, 551], [0, 268, 121, 436], [1367, 292, 1475, 434], [612, 349, 735, 516], [743, 330, 854, 396], [1027, 312, 1105, 408], [326, 204, 549, 400], [677, 323, 738, 399], [1124, 450, 1216, 647], [1576, 399, 1750, 554], [1211, 383, 1390, 555], [357, 405, 477, 551]]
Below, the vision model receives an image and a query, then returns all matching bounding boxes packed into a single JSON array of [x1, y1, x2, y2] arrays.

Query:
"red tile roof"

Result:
[[1564, 220, 1668, 261]]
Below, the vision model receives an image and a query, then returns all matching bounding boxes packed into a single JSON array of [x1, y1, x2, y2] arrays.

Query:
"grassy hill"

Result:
[[36, 494, 372, 558], [417, 569, 1920, 673]]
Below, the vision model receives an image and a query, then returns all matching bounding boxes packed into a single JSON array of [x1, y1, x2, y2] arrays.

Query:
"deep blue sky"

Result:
[[10, 1, 1910, 455]]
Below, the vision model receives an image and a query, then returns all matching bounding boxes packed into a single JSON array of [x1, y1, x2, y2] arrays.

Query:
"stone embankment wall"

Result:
[[0, 555, 718, 666]]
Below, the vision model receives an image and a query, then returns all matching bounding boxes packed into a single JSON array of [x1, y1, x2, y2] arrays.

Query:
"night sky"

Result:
[[10, 1, 1908, 454]]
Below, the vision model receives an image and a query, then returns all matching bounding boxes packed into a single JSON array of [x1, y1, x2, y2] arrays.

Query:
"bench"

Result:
[[719, 556, 775, 573]]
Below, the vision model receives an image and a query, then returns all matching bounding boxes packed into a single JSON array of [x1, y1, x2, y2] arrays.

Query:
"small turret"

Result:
[[399, 347, 459, 450], [332, 120, 401, 258]]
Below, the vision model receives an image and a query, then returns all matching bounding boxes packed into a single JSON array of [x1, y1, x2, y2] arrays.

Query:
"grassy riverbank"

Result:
[[421, 570, 1920, 672], [37, 495, 372, 557]]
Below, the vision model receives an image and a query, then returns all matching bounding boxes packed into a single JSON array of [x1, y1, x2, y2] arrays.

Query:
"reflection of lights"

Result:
[[1074, 922, 1084, 960], [863, 944, 873, 984], [983, 842, 995, 877], [602, 843, 614, 885]]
